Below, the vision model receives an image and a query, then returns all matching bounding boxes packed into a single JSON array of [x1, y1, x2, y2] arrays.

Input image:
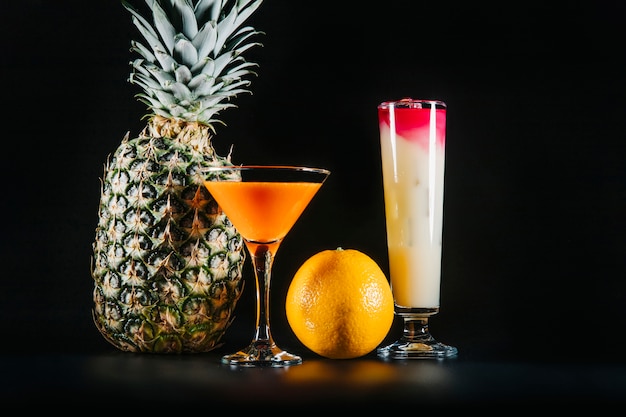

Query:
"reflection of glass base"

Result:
[[377, 306, 457, 360], [221, 341, 302, 367]]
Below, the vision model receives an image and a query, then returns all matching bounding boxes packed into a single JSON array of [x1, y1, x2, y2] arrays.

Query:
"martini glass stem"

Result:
[[220, 240, 302, 366], [250, 244, 276, 348]]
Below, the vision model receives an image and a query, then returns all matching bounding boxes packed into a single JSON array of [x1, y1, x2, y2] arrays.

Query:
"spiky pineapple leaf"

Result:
[[121, 0, 264, 125]]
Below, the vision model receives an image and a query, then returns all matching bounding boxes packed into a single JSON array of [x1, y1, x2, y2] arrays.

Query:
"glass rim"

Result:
[[201, 165, 331, 176], [378, 98, 446, 109]]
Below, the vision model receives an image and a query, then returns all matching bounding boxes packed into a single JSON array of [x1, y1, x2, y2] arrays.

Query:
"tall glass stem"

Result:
[[403, 315, 433, 342], [377, 308, 457, 360], [220, 241, 302, 367]]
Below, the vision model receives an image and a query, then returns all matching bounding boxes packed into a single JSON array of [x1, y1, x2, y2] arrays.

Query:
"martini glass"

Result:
[[203, 165, 330, 367]]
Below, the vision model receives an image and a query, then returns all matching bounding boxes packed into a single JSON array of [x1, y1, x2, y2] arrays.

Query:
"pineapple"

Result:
[[91, 0, 264, 353]]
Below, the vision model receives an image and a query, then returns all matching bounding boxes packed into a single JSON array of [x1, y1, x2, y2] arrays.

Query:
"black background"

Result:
[[2, 0, 626, 364]]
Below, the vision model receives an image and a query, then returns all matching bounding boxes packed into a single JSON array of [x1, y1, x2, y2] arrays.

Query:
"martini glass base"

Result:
[[221, 341, 302, 367]]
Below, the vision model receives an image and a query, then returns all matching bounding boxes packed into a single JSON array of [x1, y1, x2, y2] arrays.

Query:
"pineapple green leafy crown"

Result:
[[123, 0, 264, 128]]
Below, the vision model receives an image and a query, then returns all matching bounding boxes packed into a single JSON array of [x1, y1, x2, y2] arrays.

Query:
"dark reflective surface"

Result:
[[4, 352, 626, 408]]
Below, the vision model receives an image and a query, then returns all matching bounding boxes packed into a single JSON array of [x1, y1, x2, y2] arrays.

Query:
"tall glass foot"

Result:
[[377, 307, 457, 360]]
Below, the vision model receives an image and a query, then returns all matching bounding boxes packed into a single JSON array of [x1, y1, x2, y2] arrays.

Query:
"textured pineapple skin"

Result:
[[91, 127, 245, 353]]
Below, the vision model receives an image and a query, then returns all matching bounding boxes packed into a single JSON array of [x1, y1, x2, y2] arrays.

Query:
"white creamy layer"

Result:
[[380, 126, 445, 308]]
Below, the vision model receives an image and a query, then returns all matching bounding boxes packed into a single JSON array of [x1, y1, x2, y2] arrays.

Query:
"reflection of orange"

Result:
[[343, 359, 397, 384], [284, 359, 396, 385], [283, 360, 340, 384]]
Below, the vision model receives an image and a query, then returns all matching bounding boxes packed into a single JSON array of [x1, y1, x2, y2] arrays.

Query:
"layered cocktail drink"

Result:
[[378, 98, 446, 309], [377, 98, 457, 359]]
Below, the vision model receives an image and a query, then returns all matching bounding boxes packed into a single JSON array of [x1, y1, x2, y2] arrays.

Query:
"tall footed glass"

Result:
[[203, 165, 330, 367], [376, 99, 457, 359]]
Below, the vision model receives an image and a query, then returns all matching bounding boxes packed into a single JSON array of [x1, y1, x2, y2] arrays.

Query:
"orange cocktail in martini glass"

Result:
[[203, 165, 330, 367]]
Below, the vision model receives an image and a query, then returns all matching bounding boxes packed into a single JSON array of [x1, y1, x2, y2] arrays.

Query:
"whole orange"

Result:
[[285, 248, 394, 359]]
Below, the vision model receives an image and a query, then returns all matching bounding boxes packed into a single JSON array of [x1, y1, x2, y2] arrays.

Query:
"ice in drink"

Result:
[[378, 99, 446, 308]]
